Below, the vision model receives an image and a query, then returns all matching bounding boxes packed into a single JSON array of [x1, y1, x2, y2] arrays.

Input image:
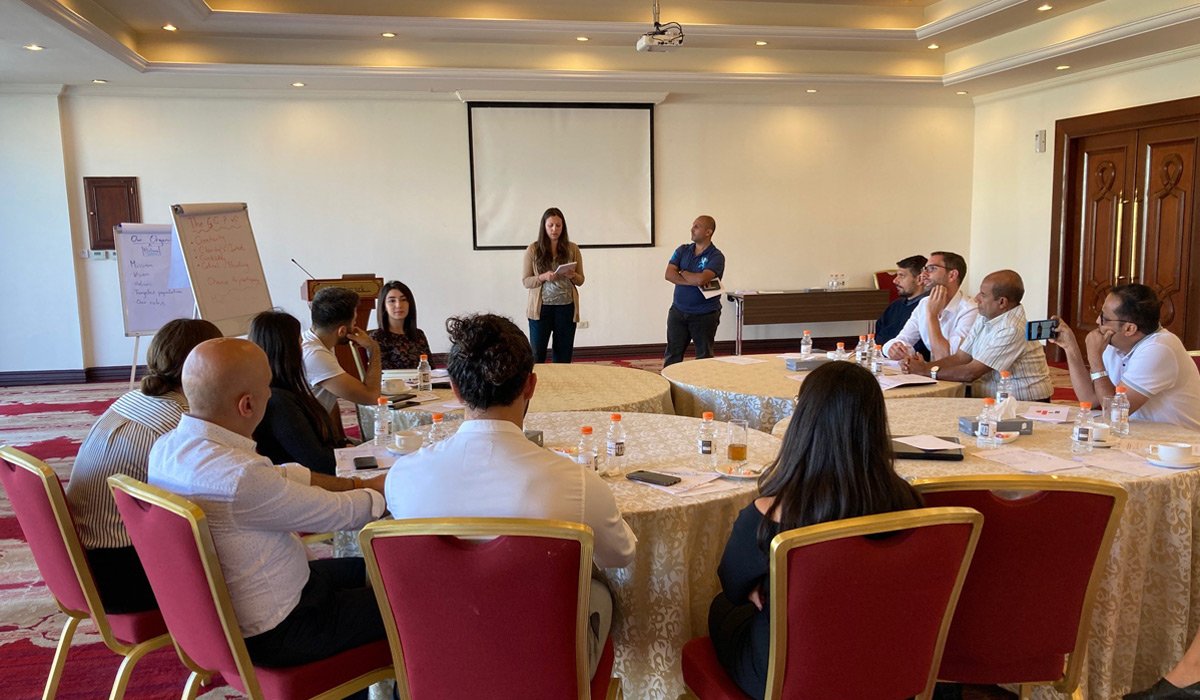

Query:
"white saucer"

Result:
[[1147, 457, 1200, 469], [715, 464, 763, 480], [1071, 437, 1118, 449], [385, 445, 420, 456]]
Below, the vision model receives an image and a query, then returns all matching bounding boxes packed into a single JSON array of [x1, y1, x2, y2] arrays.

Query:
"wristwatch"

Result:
[[929, 366, 940, 381], [1090, 370, 1109, 381]]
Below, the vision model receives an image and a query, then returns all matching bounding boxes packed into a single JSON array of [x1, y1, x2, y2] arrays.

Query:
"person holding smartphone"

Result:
[[1052, 283, 1200, 431]]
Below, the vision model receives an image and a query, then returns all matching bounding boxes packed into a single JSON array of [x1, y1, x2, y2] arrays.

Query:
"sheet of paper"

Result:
[[633, 469, 724, 496], [976, 446, 1083, 474], [334, 444, 397, 476], [786, 374, 805, 382], [676, 479, 745, 497], [878, 373, 937, 390], [438, 399, 467, 410], [1079, 450, 1175, 478], [401, 391, 442, 405], [714, 355, 767, 365], [777, 353, 805, 359], [894, 434, 964, 451], [1021, 405, 1072, 423], [553, 261, 577, 275]]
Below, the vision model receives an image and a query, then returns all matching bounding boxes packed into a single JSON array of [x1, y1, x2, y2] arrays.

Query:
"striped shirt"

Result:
[[960, 305, 1053, 401], [65, 390, 186, 549]]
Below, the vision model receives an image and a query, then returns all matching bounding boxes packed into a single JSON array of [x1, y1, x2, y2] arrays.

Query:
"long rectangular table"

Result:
[[726, 288, 891, 354]]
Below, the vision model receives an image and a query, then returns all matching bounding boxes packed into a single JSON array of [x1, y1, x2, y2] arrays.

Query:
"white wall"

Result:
[[0, 90, 84, 373], [7, 91, 976, 371], [970, 53, 1200, 319]]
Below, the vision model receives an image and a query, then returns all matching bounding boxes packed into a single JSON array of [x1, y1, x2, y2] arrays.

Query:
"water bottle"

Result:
[[698, 412, 717, 469], [424, 412, 447, 447], [800, 330, 813, 358], [975, 397, 998, 449], [604, 414, 627, 476], [870, 344, 884, 377], [834, 341, 847, 359], [855, 335, 869, 366], [1110, 385, 1130, 437], [1071, 402, 1094, 454], [373, 396, 391, 447], [416, 354, 432, 392], [866, 333, 876, 356], [995, 370, 1013, 404], [576, 426, 600, 471]]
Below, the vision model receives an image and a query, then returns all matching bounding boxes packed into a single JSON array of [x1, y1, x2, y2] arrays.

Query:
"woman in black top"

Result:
[[249, 310, 340, 474], [708, 362, 922, 699], [369, 280, 432, 370]]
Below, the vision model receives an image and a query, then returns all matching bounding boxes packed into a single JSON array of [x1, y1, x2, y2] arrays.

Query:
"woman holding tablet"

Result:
[[522, 207, 585, 363], [706, 362, 923, 699], [369, 280, 432, 370]]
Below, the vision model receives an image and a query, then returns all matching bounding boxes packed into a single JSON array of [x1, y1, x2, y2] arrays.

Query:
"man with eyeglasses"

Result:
[[1053, 284, 1200, 431], [900, 270, 1052, 401], [874, 255, 931, 358], [881, 251, 978, 362]]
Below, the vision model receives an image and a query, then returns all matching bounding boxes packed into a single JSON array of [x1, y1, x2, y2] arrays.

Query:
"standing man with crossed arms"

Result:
[[664, 215, 725, 367]]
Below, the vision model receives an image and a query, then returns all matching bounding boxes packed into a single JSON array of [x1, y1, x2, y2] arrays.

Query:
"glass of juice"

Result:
[[727, 419, 748, 463]]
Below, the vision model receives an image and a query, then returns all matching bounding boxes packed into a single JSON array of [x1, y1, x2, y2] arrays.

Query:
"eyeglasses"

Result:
[[922, 264, 945, 273], [1098, 314, 1131, 326]]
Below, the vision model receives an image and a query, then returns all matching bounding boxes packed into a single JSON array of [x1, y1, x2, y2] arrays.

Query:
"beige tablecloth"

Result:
[[521, 411, 781, 700], [848, 397, 1200, 700], [662, 354, 965, 432]]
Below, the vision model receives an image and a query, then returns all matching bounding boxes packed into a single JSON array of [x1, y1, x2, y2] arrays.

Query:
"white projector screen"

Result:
[[468, 103, 654, 249]]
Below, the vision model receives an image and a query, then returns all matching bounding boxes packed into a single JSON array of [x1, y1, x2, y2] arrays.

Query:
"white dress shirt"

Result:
[[384, 419, 637, 569], [149, 414, 384, 636], [301, 328, 346, 413], [1102, 329, 1200, 431], [882, 289, 979, 358]]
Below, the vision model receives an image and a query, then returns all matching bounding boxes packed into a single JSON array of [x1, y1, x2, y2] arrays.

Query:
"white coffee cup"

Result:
[[382, 379, 408, 395], [1150, 442, 1194, 464], [1090, 422, 1111, 443], [393, 430, 423, 454]]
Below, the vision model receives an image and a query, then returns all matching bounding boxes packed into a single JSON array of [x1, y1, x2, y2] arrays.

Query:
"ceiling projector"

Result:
[[637, 31, 684, 52]]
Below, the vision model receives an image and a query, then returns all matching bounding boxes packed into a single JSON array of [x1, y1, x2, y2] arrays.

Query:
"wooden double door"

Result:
[[1052, 97, 1200, 350]]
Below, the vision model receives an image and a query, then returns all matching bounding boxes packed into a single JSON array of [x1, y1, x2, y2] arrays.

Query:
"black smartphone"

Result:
[[352, 455, 379, 470], [626, 470, 682, 487], [1025, 318, 1059, 342]]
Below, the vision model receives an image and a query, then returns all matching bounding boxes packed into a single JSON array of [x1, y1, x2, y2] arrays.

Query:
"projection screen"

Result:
[[468, 102, 654, 249]]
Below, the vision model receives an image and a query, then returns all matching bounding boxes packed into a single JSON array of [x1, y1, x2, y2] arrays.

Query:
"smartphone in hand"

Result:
[[1025, 319, 1059, 342]]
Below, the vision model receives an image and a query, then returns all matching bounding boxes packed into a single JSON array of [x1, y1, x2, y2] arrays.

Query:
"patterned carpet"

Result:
[[0, 358, 1059, 698]]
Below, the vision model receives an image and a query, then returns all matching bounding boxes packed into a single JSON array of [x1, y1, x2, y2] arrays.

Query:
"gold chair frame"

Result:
[[359, 517, 622, 700], [107, 474, 393, 700], [764, 506, 983, 700], [0, 446, 173, 700], [911, 474, 1127, 699]]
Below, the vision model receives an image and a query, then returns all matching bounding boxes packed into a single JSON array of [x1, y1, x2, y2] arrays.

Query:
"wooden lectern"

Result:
[[301, 274, 384, 378]]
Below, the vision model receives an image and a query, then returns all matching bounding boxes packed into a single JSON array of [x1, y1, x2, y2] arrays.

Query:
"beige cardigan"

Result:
[[522, 241, 585, 322]]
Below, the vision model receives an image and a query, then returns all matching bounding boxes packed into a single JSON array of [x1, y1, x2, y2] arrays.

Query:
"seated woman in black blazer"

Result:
[[708, 361, 923, 699], [249, 310, 341, 474]]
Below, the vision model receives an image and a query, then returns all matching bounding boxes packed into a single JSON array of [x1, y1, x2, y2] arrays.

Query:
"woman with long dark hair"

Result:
[[522, 207, 585, 363], [369, 280, 432, 370], [249, 310, 340, 474], [707, 361, 923, 699]]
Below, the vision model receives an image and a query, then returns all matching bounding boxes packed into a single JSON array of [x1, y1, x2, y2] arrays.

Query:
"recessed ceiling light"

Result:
[[162, 23, 177, 32], [23, 44, 45, 51], [927, 43, 939, 50], [92, 79, 108, 84], [576, 36, 589, 42], [381, 32, 396, 38], [956, 90, 968, 95], [1037, 3, 1053, 10], [291, 82, 305, 87], [806, 89, 818, 94], [755, 41, 768, 46], [1056, 65, 1070, 71]]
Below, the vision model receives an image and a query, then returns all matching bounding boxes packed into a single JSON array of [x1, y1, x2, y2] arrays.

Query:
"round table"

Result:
[[876, 397, 1200, 699], [520, 411, 781, 700], [661, 354, 965, 432], [376, 363, 675, 436]]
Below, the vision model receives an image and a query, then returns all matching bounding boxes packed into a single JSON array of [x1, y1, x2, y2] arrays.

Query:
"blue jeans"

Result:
[[664, 306, 721, 367], [529, 303, 577, 363]]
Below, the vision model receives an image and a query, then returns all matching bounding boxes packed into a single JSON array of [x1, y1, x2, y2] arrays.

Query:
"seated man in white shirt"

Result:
[[302, 286, 382, 421], [901, 270, 1053, 401], [385, 313, 637, 677], [149, 337, 388, 679], [1053, 283, 1200, 431], [883, 251, 979, 362]]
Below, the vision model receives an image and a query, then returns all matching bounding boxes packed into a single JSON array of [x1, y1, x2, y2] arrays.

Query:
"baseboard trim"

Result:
[[0, 369, 88, 387]]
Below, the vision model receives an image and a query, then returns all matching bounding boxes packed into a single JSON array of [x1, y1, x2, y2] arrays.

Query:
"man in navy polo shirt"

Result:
[[663, 215, 725, 367]]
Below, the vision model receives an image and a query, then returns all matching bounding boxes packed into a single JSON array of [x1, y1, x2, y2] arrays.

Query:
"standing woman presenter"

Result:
[[522, 207, 585, 363]]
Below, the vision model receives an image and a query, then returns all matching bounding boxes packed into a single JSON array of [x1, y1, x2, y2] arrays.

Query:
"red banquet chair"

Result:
[[0, 446, 171, 700], [913, 475, 1126, 699], [681, 507, 983, 700], [358, 517, 623, 700], [875, 269, 901, 301], [107, 474, 393, 700]]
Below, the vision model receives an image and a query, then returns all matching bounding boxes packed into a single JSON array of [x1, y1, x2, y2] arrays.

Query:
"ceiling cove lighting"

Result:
[[23, 44, 45, 51], [162, 23, 177, 31]]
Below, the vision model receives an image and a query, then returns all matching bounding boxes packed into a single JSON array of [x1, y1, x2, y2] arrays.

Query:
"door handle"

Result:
[[1113, 195, 1124, 284]]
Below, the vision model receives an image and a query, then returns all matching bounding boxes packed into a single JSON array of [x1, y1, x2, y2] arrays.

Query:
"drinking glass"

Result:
[[727, 419, 748, 464]]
